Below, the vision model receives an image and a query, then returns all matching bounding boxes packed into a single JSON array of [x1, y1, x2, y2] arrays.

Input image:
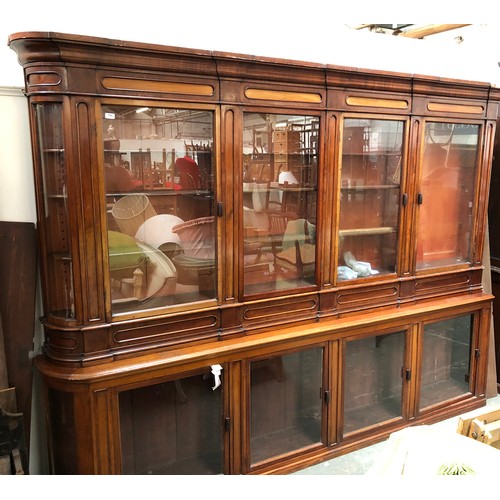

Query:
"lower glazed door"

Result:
[[118, 366, 225, 475], [418, 313, 476, 413], [342, 329, 408, 437], [244, 344, 326, 471]]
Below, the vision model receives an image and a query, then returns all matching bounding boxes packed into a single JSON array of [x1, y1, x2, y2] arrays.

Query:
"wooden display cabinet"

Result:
[[8, 31, 499, 475]]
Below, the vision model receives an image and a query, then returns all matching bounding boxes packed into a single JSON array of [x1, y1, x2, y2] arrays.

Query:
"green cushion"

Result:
[[108, 231, 147, 273]]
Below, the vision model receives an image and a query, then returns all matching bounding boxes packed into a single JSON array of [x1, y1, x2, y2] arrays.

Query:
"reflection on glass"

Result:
[[337, 118, 404, 282], [119, 370, 224, 475], [35, 103, 75, 319], [416, 122, 479, 270], [102, 106, 216, 314], [344, 331, 405, 434], [250, 347, 323, 465], [242, 113, 318, 294], [419, 315, 472, 409]]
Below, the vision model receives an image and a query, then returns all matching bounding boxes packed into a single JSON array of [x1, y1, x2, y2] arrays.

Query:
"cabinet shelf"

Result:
[[243, 184, 315, 193], [271, 185, 315, 192], [46, 194, 68, 199], [341, 184, 399, 191], [42, 148, 65, 154], [103, 150, 127, 155], [339, 227, 396, 237]]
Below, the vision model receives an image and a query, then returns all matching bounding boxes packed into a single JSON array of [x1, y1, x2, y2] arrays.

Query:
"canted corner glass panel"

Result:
[[419, 315, 473, 410], [101, 105, 216, 314], [35, 103, 75, 319], [343, 331, 405, 435], [242, 113, 319, 295], [337, 118, 404, 283], [416, 122, 479, 271], [249, 347, 323, 466], [119, 368, 224, 474]]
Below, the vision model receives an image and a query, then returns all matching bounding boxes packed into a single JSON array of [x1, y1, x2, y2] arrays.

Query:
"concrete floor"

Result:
[[294, 394, 500, 475]]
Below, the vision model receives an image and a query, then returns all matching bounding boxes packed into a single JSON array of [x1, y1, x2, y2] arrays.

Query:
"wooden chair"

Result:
[[272, 218, 316, 280], [267, 210, 297, 262]]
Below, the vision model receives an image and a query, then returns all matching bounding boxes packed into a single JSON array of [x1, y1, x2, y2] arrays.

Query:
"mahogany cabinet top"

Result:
[[8, 31, 500, 101]]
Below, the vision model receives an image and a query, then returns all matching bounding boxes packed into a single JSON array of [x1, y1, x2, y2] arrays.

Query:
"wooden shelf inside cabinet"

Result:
[[342, 151, 402, 156], [271, 185, 315, 192], [340, 184, 400, 191], [339, 227, 397, 237], [42, 148, 65, 153], [243, 184, 315, 193], [106, 189, 212, 197]]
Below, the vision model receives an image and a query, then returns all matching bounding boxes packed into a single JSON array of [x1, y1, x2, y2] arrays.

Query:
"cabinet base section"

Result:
[[36, 293, 492, 475]]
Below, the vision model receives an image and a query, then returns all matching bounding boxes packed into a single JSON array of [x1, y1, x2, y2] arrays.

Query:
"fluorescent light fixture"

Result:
[[136, 107, 150, 114]]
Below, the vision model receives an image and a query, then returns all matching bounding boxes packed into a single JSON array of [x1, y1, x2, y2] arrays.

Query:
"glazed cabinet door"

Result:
[[415, 121, 481, 272], [342, 329, 409, 437], [241, 111, 319, 296], [244, 344, 327, 472], [336, 116, 407, 283], [100, 103, 217, 316], [118, 365, 227, 475]]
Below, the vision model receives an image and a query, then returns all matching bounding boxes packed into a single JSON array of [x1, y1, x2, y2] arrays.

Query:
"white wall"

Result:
[[2, 4, 500, 87], [0, 88, 35, 222]]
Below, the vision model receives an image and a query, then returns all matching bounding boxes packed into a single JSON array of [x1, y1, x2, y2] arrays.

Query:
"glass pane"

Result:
[[35, 103, 75, 319], [344, 331, 405, 434], [250, 347, 323, 465], [416, 122, 479, 270], [242, 113, 318, 294], [119, 370, 224, 475], [47, 389, 78, 474], [102, 106, 216, 314], [419, 315, 472, 409], [338, 118, 404, 282]]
